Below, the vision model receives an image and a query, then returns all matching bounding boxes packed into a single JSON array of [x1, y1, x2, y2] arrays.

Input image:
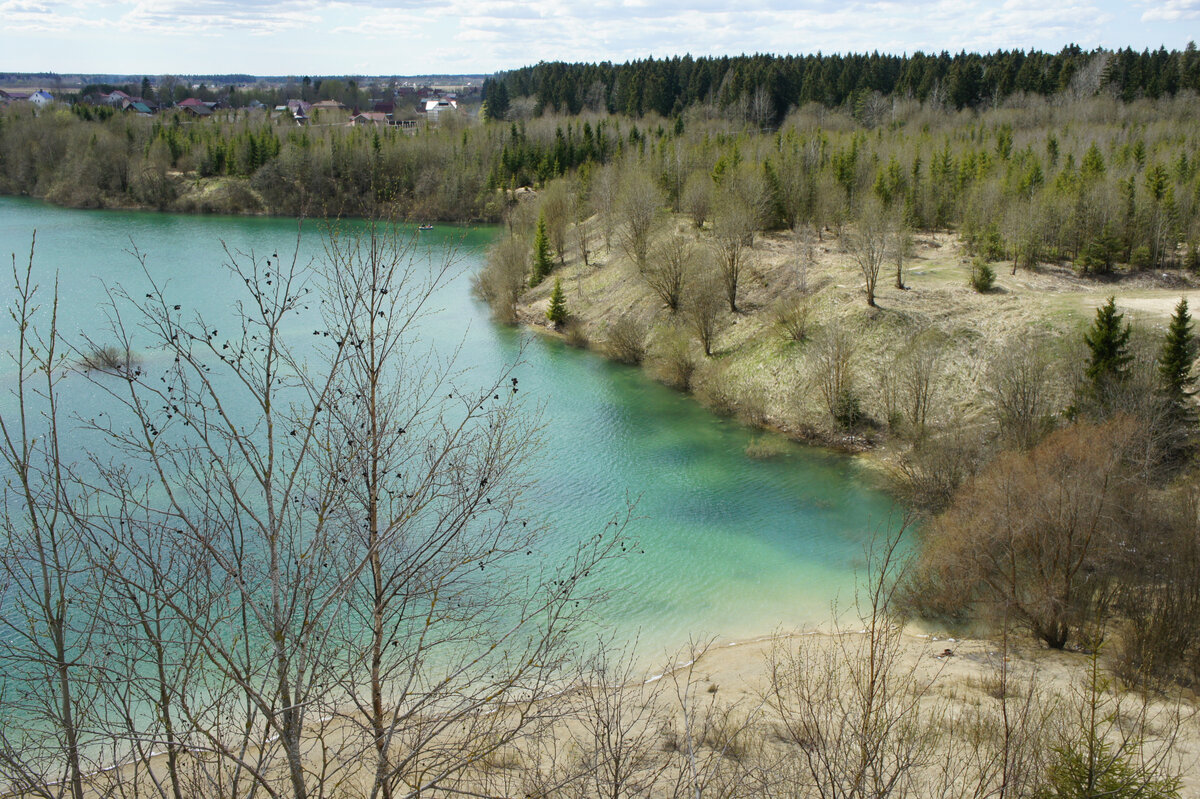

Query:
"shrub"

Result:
[[695, 360, 737, 416], [654, 331, 698, 392], [970, 257, 996, 292], [773, 295, 810, 342], [1131, 244, 1154, 270], [604, 314, 648, 365], [831, 388, 864, 429], [562, 318, 590, 349], [81, 344, 138, 374]]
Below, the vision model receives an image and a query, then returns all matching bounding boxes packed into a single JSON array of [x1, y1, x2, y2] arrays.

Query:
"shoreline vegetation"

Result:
[[43, 626, 1200, 798], [6, 44, 1200, 796]]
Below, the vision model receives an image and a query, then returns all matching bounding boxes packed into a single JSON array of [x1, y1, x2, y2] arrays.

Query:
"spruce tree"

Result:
[[530, 211, 553, 287], [1084, 297, 1133, 390], [546, 278, 568, 326], [1159, 297, 1197, 420]]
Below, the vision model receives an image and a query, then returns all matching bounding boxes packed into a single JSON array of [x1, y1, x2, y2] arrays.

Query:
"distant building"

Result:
[[29, 90, 54, 106], [422, 97, 458, 121], [350, 112, 391, 127]]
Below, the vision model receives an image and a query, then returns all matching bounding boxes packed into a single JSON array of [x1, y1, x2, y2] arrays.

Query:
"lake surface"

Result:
[[0, 197, 903, 665]]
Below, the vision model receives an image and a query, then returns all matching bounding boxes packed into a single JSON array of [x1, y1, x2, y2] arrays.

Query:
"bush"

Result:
[[562, 318, 590, 349], [970, 257, 996, 292], [1131, 245, 1154, 271], [831, 388, 864, 429], [81, 344, 138, 374], [604, 314, 648, 365], [695, 360, 738, 416], [893, 426, 989, 512], [653, 331, 699, 392], [773, 295, 810, 342]]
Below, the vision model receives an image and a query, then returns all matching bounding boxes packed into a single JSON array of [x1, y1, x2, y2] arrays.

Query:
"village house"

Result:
[[0, 89, 54, 106], [422, 97, 458, 121], [350, 111, 391, 127]]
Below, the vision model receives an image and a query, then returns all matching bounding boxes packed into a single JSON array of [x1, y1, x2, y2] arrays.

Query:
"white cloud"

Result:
[[1141, 0, 1200, 20], [121, 0, 323, 34], [0, 0, 1172, 75]]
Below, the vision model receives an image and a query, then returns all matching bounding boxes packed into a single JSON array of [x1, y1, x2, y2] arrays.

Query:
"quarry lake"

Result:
[[0, 196, 904, 661]]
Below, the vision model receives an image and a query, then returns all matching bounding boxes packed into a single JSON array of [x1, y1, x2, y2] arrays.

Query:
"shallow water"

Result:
[[0, 197, 903, 664]]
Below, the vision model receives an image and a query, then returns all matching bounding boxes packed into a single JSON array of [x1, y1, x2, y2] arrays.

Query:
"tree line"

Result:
[[483, 44, 1200, 122]]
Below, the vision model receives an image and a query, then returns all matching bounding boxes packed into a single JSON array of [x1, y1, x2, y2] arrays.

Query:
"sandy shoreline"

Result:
[[31, 622, 1199, 799]]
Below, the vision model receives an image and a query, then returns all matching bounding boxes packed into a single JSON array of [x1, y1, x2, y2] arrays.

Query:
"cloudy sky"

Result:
[[1, 0, 1197, 77]]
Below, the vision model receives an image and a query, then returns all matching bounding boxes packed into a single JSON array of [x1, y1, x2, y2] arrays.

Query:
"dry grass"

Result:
[[514, 215, 1200, 459]]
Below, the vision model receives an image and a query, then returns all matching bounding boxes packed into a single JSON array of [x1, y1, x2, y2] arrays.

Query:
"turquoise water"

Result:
[[0, 197, 902, 662]]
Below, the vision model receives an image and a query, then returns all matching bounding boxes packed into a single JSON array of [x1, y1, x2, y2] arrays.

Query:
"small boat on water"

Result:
[[418, 224, 434, 231]]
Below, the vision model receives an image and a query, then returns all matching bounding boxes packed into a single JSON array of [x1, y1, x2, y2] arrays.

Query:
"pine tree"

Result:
[[1159, 297, 1197, 418], [1085, 296, 1133, 388], [530, 211, 553, 287], [546, 278, 568, 326]]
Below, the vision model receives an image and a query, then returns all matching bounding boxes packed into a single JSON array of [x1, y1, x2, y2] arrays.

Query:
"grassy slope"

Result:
[[515, 216, 1198, 459]]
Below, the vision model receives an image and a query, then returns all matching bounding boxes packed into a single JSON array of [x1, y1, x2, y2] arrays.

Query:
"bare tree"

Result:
[[711, 198, 755, 313], [681, 171, 713, 229], [749, 86, 775, 131], [592, 163, 621, 252], [317, 225, 623, 799], [765, 518, 942, 799], [792, 222, 817, 295], [645, 231, 693, 312], [566, 644, 669, 799], [683, 267, 725, 357], [911, 419, 1137, 649], [812, 321, 859, 427], [986, 336, 1060, 450], [570, 178, 593, 267], [0, 239, 99, 799], [898, 329, 943, 434], [473, 233, 529, 323], [617, 170, 663, 272], [665, 639, 760, 799], [3, 226, 627, 799], [846, 203, 890, 308]]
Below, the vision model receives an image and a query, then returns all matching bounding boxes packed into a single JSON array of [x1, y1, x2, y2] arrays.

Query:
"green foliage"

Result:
[[1078, 223, 1121, 274], [832, 389, 864, 430], [970, 257, 996, 292], [1158, 297, 1197, 418], [530, 212, 553, 287], [1039, 654, 1181, 799], [1041, 739, 1180, 799], [1084, 297, 1133, 388], [486, 47, 1200, 120], [546, 278, 568, 325]]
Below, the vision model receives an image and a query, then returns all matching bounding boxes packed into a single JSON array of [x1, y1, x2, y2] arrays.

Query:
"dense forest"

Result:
[[482, 45, 1200, 121]]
